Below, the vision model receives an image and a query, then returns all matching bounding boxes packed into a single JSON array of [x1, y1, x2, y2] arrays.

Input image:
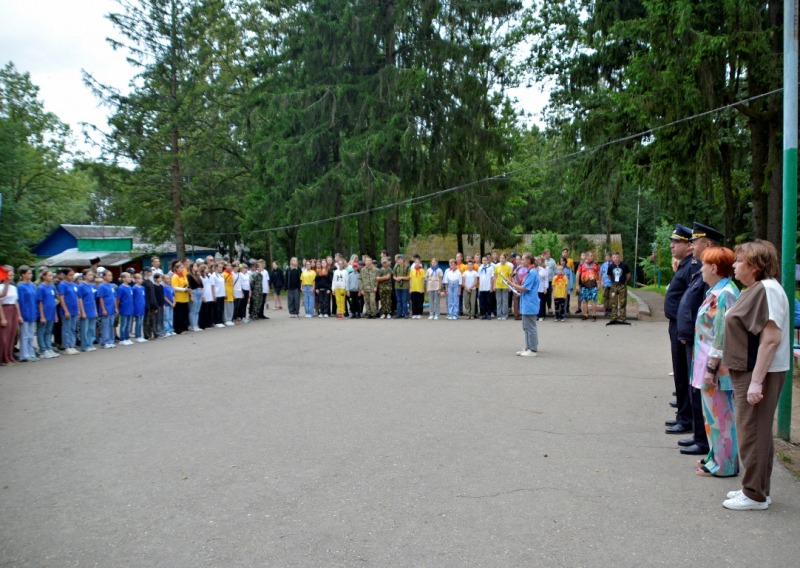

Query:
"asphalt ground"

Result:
[[1, 309, 798, 567]]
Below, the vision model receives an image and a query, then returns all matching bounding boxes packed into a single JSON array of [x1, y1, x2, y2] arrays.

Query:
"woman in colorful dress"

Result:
[[691, 247, 739, 478]]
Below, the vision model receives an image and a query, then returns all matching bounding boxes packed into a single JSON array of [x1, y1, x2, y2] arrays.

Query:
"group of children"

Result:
[[282, 248, 584, 322], [0, 246, 627, 365], [0, 254, 284, 365]]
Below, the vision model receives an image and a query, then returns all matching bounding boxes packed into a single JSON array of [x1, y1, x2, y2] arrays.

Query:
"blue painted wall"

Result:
[[32, 227, 77, 256]]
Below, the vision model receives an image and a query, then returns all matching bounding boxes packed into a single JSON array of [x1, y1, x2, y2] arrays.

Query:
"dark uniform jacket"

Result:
[[677, 270, 709, 342], [664, 255, 700, 321]]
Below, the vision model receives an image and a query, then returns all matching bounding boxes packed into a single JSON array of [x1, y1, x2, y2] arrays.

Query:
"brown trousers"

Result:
[[730, 370, 786, 503]]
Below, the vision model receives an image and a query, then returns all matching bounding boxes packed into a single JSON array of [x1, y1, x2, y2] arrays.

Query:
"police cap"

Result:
[[669, 224, 692, 242], [690, 222, 724, 243]]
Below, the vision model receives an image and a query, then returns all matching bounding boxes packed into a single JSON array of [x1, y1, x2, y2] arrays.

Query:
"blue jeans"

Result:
[[447, 286, 460, 318], [20, 321, 36, 359], [134, 315, 143, 339], [100, 315, 115, 345], [81, 317, 97, 351], [37, 320, 54, 352], [164, 305, 174, 334], [119, 315, 132, 341], [190, 289, 203, 328], [61, 315, 78, 348], [303, 285, 315, 316], [395, 288, 409, 316]]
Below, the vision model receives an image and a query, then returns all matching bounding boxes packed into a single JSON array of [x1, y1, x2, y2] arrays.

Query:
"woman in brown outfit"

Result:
[[721, 241, 792, 511]]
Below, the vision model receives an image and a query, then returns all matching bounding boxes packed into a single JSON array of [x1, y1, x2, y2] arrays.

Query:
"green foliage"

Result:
[[637, 221, 676, 286], [0, 63, 94, 266], [525, 231, 564, 256]]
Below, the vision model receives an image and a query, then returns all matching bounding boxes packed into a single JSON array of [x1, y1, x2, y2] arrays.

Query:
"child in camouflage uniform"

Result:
[[376, 258, 394, 318]]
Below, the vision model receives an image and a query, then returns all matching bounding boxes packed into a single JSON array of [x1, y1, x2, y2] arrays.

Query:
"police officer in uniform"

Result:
[[664, 225, 697, 435], [674, 222, 724, 455]]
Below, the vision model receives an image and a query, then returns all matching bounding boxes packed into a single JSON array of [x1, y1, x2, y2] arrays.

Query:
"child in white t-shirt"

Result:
[[462, 261, 479, 319]]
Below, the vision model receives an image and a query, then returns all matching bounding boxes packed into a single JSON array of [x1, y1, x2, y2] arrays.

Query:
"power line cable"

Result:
[[191, 85, 787, 238]]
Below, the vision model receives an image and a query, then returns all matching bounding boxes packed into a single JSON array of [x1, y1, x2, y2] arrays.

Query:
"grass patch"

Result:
[[635, 285, 667, 296], [778, 451, 793, 464]]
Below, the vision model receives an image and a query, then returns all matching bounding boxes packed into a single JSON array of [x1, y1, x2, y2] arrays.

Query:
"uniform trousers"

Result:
[[668, 320, 693, 428]]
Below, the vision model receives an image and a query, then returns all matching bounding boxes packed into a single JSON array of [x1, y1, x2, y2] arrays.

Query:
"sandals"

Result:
[[696, 466, 714, 477]]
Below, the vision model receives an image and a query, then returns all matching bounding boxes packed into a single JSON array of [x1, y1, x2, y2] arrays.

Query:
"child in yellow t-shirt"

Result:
[[552, 265, 569, 321]]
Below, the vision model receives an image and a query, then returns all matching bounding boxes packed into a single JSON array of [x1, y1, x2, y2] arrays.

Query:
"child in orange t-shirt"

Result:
[[552, 265, 569, 322]]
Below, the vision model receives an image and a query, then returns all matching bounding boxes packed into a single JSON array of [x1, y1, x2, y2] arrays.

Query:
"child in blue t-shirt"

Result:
[[97, 270, 117, 348], [35, 269, 59, 358], [17, 266, 38, 362], [57, 269, 80, 354], [132, 274, 147, 343], [78, 271, 99, 352], [115, 272, 135, 344], [162, 281, 175, 336]]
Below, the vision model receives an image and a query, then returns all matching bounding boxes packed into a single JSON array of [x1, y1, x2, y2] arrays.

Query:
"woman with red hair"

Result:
[[691, 247, 740, 478]]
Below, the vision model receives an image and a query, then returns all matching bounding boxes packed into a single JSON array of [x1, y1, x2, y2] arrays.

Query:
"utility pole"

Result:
[[634, 185, 640, 288], [777, 0, 797, 441]]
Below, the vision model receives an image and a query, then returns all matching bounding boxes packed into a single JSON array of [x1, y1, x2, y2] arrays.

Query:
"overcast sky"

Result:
[[0, 0, 549, 158]]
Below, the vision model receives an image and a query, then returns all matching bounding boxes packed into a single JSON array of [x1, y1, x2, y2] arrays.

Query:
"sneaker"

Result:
[[87, 347, 97, 352], [215, 323, 226, 328], [519, 350, 538, 357], [537, 317, 544, 322], [49, 350, 61, 357], [121, 340, 134, 346], [723, 493, 769, 510], [428, 315, 434, 320], [224, 321, 235, 326], [318, 314, 323, 318], [65, 348, 79, 355], [433, 315, 438, 320], [24, 356, 40, 362], [135, 338, 148, 343], [242, 318, 250, 323], [726, 490, 772, 505], [516, 349, 528, 356], [103, 344, 115, 349], [324, 314, 329, 318]]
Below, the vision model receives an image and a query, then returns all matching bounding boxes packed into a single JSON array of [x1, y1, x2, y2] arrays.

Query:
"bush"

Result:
[[525, 231, 565, 257]]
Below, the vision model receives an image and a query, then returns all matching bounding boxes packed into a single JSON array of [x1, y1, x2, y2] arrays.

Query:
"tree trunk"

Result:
[[334, 185, 345, 254], [719, 141, 737, 243], [265, 233, 273, 268], [384, 207, 401, 256], [286, 228, 297, 259], [169, 0, 185, 259], [750, 118, 770, 240], [357, 215, 367, 257], [368, 214, 377, 258]]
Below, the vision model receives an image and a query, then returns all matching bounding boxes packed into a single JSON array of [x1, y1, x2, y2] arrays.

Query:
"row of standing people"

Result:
[[0, 255, 285, 363], [662, 223, 793, 511]]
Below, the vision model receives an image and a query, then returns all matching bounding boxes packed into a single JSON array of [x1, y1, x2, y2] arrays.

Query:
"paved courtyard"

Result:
[[1, 311, 799, 567]]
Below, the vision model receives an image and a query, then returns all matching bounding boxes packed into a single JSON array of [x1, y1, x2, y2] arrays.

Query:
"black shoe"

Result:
[[677, 438, 696, 447], [591, 316, 596, 322], [665, 420, 678, 427], [404, 314, 409, 319], [673, 391, 677, 396], [606, 319, 619, 326], [665, 424, 692, 434], [262, 316, 270, 320], [680, 444, 709, 456], [574, 309, 582, 314], [669, 401, 678, 408], [618, 320, 631, 325]]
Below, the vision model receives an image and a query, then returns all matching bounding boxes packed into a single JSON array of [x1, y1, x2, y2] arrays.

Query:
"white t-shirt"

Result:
[[233, 272, 243, 298], [462, 269, 478, 290], [240, 271, 250, 291], [332, 269, 348, 290], [212, 272, 226, 298], [762, 278, 792, 372], [537, 267, 549, 292], [261, 269, 269, 295], [443, 268, 462, 287], [478, 264, 494, 292], [0, 284, 18, 305], [201, 276, 214, 302]]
